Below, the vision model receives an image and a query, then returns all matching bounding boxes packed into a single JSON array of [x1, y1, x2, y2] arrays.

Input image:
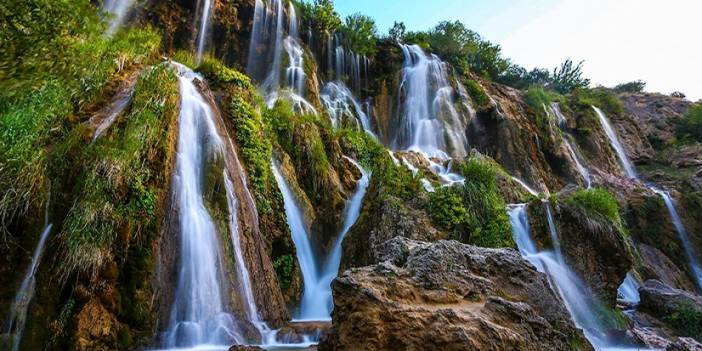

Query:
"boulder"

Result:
[[322, 239, 593, 351], [639, 280, 702, 318]]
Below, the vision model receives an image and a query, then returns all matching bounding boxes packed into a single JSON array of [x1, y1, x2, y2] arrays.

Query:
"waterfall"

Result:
[[507, 205, 637, 350], [617, 272, 641, 305], [550, 103, 591, 188], [91, 84, 134, 142], [650, 187, 702, 290], [270, 160, 323, 320], [102, 0, 136, 36], [272, 157, 370, 321], [592, 106, 638, 179], [394, 44, 468, 159], [195, 0, 214, 63], [544, 203, 564, 263], [320, 81, 374, 135], [564, 139, 592, 188], [163, 64, 243, 348], [2, 224, 52, 351], [593, 105, 701, 293], [318, 157, 370, 315], [246, 0, 315, 114]]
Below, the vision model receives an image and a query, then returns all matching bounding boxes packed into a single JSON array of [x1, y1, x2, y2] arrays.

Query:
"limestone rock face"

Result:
[[340, 194, 446, 270], [667, 337, 702, 351], [74, 299, 122, 351], [639, 280, 702, 319], [322, 239, 593, 351], [619, 92, 692, 147]]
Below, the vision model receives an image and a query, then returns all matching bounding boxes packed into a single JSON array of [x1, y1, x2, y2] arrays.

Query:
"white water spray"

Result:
[[103, 0, 136, 36], [163, 65, 242, 348], [195, 0, 214, 63], [592, 106, 637, 179], [508, 204, 639, 350], [2, 224, 52, 351], [272, 157, 370, 321], [321, 81, 374, 135], [394, 45, 468, 159]]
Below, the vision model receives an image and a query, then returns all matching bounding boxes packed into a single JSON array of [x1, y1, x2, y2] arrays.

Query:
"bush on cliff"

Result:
[[428, 158, 513, 248], [565, 188, 625, 233], [674, 104, 702, 144]]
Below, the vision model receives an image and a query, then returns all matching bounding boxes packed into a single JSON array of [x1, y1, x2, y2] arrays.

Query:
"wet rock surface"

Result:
[[323, 239, 593, 351]]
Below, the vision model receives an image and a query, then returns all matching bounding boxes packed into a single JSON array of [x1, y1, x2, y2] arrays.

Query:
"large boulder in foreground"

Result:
[[321, 239, 593, 351]]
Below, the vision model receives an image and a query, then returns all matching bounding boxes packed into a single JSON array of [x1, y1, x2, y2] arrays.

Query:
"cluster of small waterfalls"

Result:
[[5, 2, 701, 351]]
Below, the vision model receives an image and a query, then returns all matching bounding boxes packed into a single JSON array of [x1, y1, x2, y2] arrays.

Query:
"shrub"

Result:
[[427, 158, 513, 248], [674, 104, 702, 143], [464, 79, 490, 108], [273, 254, 295, 290], [613, 80, 646, 93], [565, 188, 625, 231], [665, 303, 702, 341], [572, 87, 624, 117], [551, 59, 591, 94]]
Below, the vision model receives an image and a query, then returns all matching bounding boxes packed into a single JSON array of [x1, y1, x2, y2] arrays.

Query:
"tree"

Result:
[[296, 0, 341, 33], [388, 21, 406, 43], [674, 104, 702, 142], [339, 13, 378, 56], [614, 80, 646, 93], [551, 59, 591, 94]]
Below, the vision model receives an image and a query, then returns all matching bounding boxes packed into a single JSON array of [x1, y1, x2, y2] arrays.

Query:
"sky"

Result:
[[331, 0, 702, 101]]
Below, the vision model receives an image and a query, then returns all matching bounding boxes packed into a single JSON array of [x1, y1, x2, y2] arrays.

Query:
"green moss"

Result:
[[171, 50, 198, 70], [338, 129, 422, 201], [565, 188, 625, 232], [273, 254, 295, 290], [198, 57, 253, 90], [230, 95, 274, 213], [665, 303, 702, 341], [59, 64, 179, 278], [464, 79, 490, 108]]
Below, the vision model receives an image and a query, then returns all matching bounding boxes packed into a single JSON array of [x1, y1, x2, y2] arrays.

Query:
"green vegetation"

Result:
[[295, 0, 342, 34], [272, 254, 295, 290], [0, 0, 159, 236], [59, 65, 179, 278], [463, 79, 490, 108], [572, 87, 624, 116], [230, 95, 275, 213], [565, 188, 625, 232], [338, 129, 422, 200], [674, 104, 702, 143], [550, 59, 591, 94], [665, 303, 702, 341], [613, 80, 646, 93], [427, 158, 513, 248], [199, 57, 254, 90], [339, 14, 378, 56], [524, 86, 565, 132]]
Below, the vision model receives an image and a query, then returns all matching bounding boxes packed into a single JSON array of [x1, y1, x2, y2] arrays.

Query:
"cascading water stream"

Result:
[[617, 272, 642, 305], [247, 0, 315, 114], [392, 44, 469, 158], [318, 157, 370, 315], [2, 224, 52, 351], [650, 187, 702, 290], [195, 0, 214, 63], [320, 81, 374, 136], [91, 83, 135, 142], [272, 157, 370, 322], [592, 106, 638, 179], [102, 0, 136, 36], [594, 105, 702, 292], [549, 103, 591, 188], [163, 64, 243, 349], [507, 205, 639, 350]]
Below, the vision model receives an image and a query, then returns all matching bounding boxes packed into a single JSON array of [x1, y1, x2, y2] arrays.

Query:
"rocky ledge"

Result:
[[321, 239, 593, 350]]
